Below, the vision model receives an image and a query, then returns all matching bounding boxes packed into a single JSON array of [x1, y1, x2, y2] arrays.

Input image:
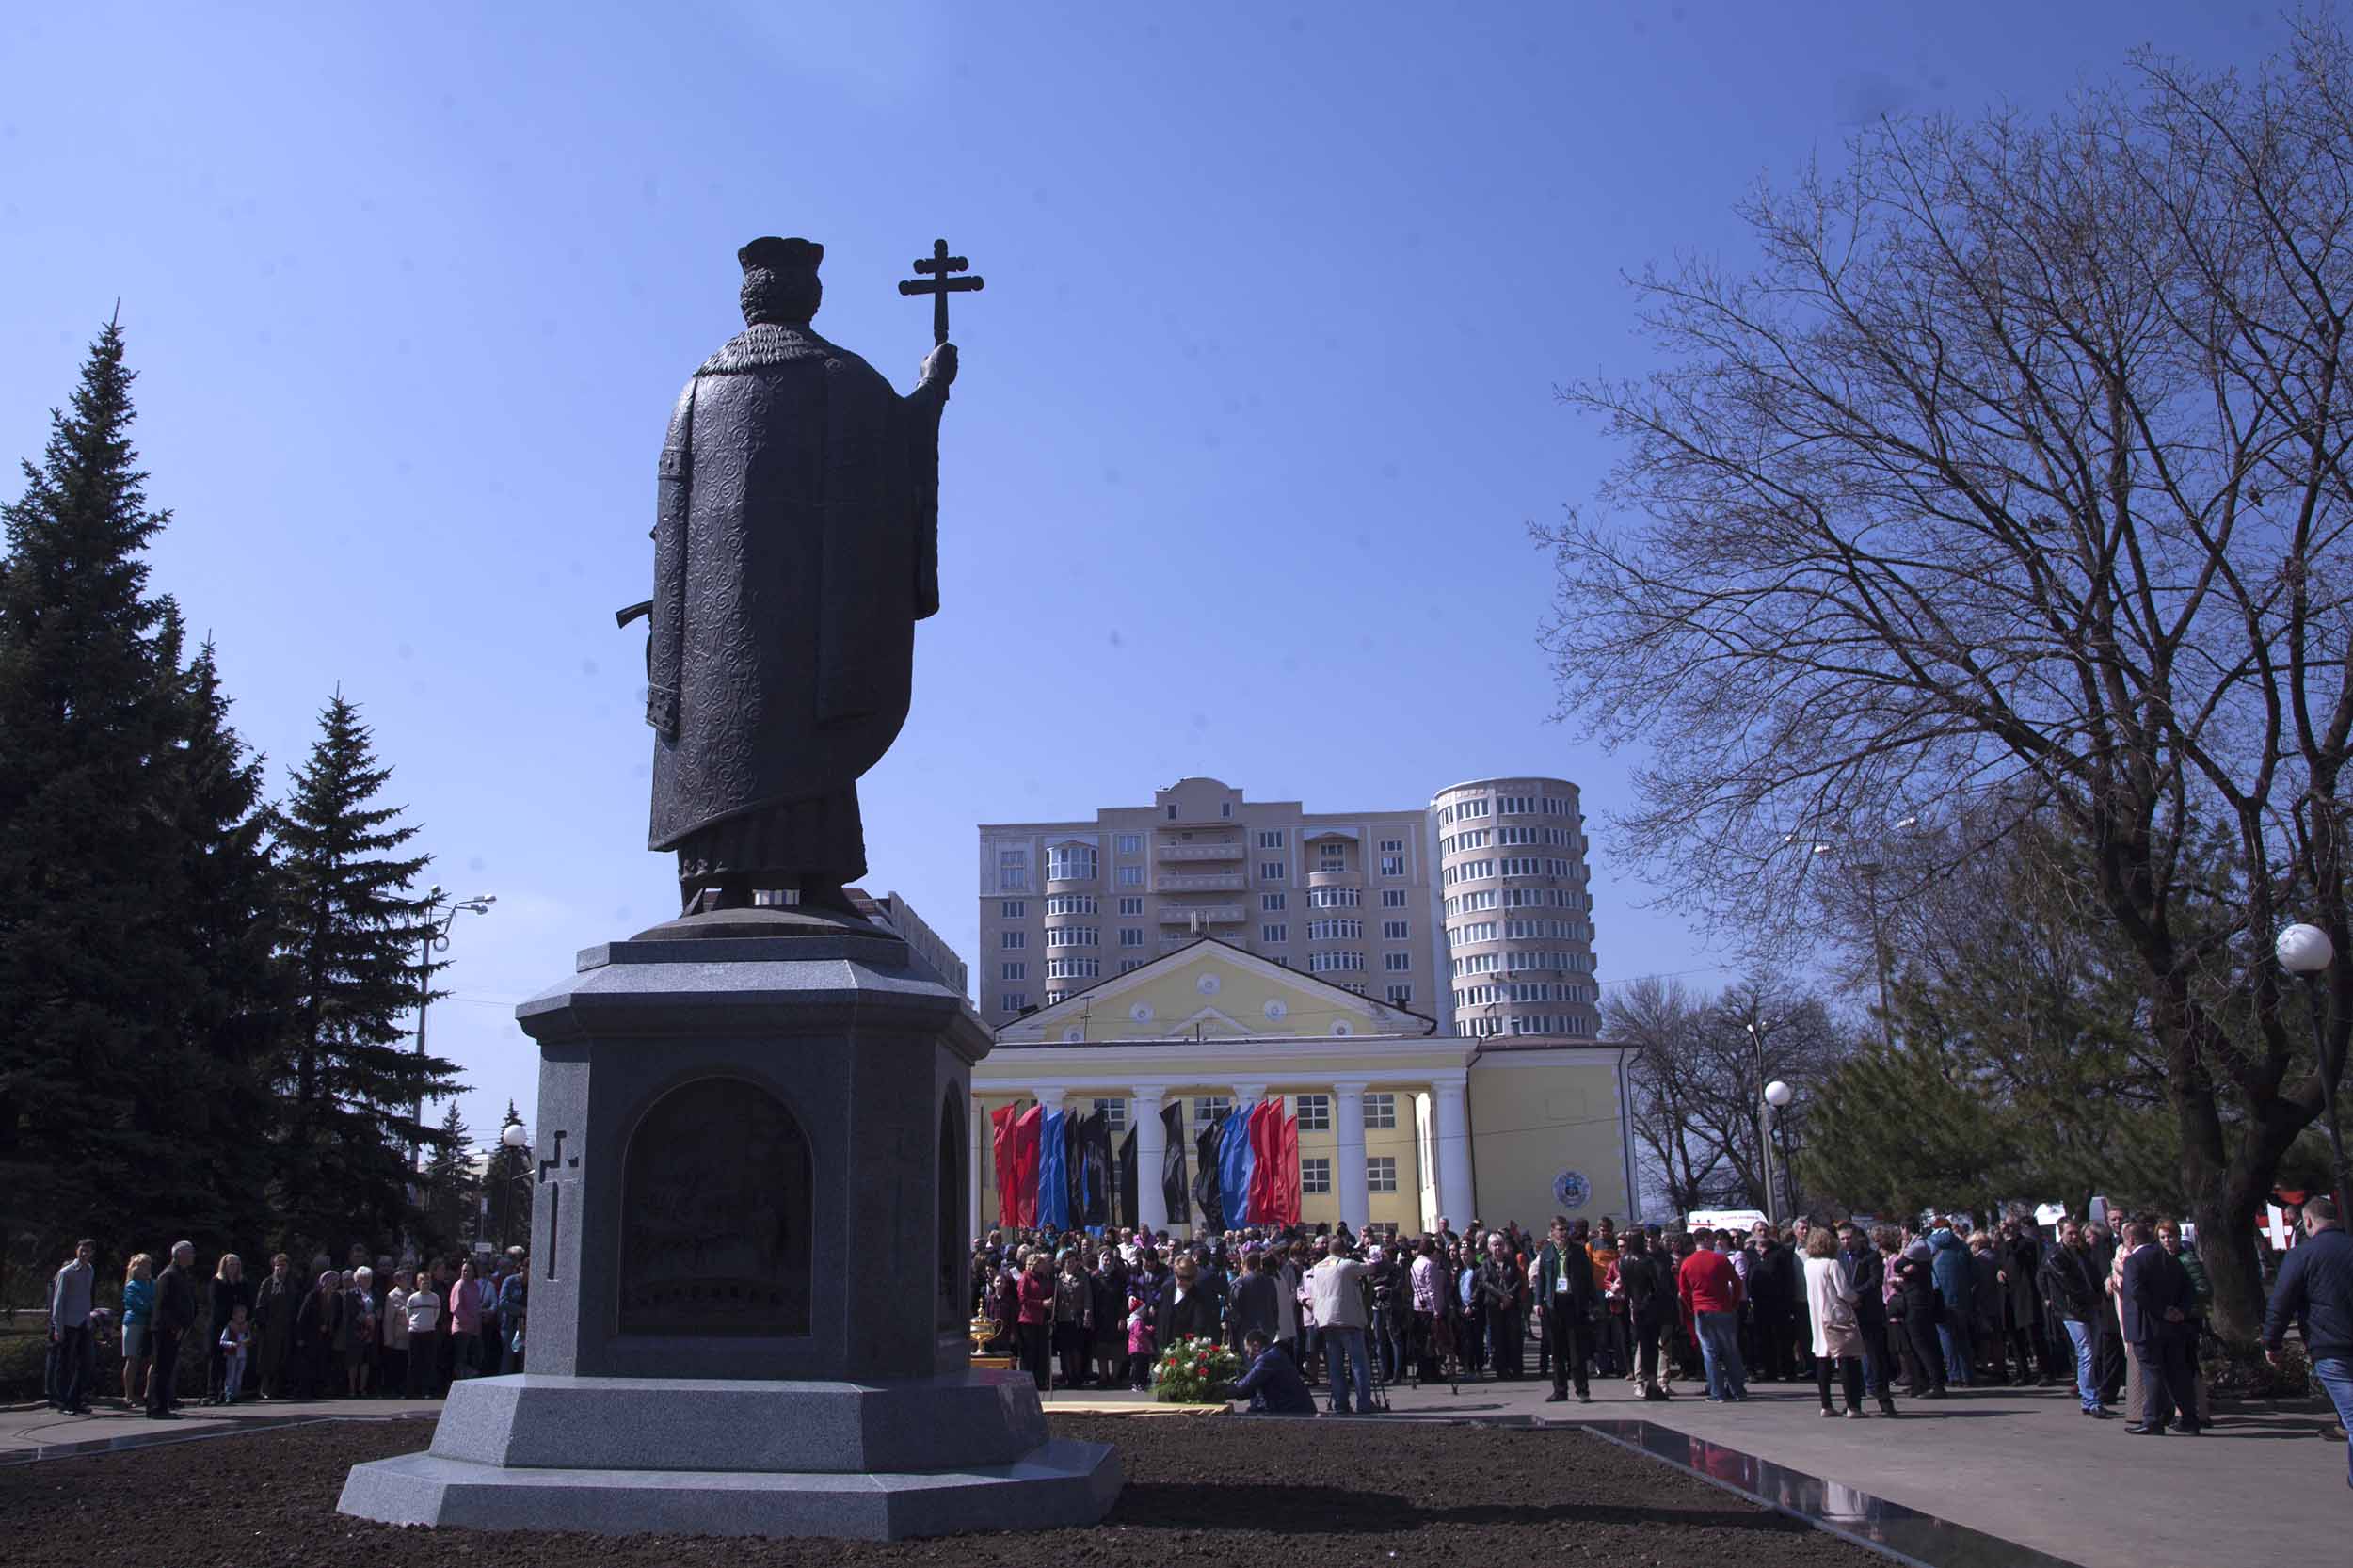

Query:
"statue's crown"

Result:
[[738, 236, 823, 276]]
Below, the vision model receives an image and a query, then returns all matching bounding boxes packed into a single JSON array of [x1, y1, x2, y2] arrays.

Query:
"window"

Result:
[[1045, 926, 1098, 947], [1115, 832, 1142, 855], [1001, 992, 1027, 1012], [1382, 919, 1409, 940], [1257, 829, 1286, 848], [1167, 804, 1178, 819], [1093, 1097, 1128, 1132], [1046, 894, 1097, 915], [1119, 927, 1144, 948], [1119, 896, 1144, 916], [1307, 951, 1366, 973], [1307, 887, 1362, 908], [1306, 918, 1363, 941], [1379, 839, 1403, 855], [1364, 1093, 1397, 1129], [1117, 865, 1144, 887], [1301, 1157, 1332, 1195], [1384, 952, 1413, 972], [1044, 990, 1068, 1005], [1385, 984, 1413, 1005], [1193, 1096, 1230, 1128], [1381, 888, 1408, 908], [1366, 1156, 1398, 1193], [1259, 862, 1287, 881], [1260, 892, 1287, 912], [1047, 843, 1098, 882], [1260, 923, 1288, 943], [999, 849, 1029, 890], [1045, 957, 1100, 979], [1295, 1094, 1331, 1131], [1118, 958, 1145, 973], [1000, 930, 1026, 950], [1380, 855, 1405, 877], [1000, 900, 1027, 919], [1000, 962, 1026, 981], [1221, 802, 1234, 818]]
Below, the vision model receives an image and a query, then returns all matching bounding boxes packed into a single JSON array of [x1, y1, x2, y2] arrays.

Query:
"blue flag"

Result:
[[1219, 1101, 1257, 1226], [1036, 1109, 1069, 1229]]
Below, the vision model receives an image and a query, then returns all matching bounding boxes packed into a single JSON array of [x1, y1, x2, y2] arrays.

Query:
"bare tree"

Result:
[[1542, 23, 2353, 1340], [1610, 973, 1852, 1219]]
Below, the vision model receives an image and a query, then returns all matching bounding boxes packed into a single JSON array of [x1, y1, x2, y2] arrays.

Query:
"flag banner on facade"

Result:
[[1160, 1102, 1190, 1227], [1035, 1108, 1069, 1229], [991, 1104, 1020, 1227], [1276, 1111, 1301, 1225], [1246, 1099, 1283, 1224], [1193, 1121, 1225, 1232], [1063, 1109, 1085, 1227], [1082, 1112, 1114, 1228], [1218, 1101, 1257, 1226], [1116, 1125, 1138, 1230], [1010, 1103, 1042, 1227]]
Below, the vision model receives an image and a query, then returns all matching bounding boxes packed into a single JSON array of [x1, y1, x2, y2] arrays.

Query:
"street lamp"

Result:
[[1765, 1080, 1797, 1224], [497, 1120, 530, 1252], [1746, 1019, 1779, 1224], [2276, 922, 2353, 1209], [413, 886, 496, 1167]]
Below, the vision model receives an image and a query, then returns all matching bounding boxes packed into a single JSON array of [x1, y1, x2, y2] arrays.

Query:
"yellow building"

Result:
[[970, 938, 1636, 1239]]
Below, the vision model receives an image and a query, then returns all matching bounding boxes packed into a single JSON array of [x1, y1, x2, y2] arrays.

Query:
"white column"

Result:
[[1334, 1080, 1370, 1231], [1433, 1078, 1474, 1224], [968, 1098, 987, 1239], [1232, 1081, 1268, 1106], [1133, 1087, 1168, 1233]]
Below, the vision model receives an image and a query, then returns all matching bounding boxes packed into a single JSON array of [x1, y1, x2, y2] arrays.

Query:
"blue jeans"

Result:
[[1322, 1325, 1372, 1413], [2062, 1320, 2100, 1411], [2313, 1357, 2353, 1489], [1695, 1310, 1746, 1400], [1936, 1318, 1972, 1385]]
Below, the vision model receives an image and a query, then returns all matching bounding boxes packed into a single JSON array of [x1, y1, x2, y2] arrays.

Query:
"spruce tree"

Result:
[[0, 320, 191, 1273], [271, 692, 461, 1246], [420, 1101, 477, 1254]]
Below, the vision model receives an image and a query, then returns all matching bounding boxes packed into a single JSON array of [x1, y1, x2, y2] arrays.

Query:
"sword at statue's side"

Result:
[[898, 237, 984, 346]]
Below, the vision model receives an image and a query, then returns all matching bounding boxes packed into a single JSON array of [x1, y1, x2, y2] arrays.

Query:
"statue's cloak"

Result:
[[646, 323, 941, 852]]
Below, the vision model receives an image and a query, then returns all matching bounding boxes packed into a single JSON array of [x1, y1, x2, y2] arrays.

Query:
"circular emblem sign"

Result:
[[1551, 1169, 1592, 1210]]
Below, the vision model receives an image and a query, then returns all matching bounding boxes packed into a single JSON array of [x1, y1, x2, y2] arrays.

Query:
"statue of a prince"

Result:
[[637, 237, 956, 916]]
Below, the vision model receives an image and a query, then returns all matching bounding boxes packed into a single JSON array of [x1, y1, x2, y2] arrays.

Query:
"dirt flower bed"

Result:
[[0, 1412, 1882, 1567]]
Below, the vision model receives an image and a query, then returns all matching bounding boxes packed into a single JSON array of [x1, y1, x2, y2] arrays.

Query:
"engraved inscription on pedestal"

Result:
[[619, 1077, 811, 1336]]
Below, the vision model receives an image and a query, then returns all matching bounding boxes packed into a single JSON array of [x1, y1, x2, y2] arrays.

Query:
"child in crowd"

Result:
[[216, 1304, 251, 1405], [1126, 1291, 1157, 1390]]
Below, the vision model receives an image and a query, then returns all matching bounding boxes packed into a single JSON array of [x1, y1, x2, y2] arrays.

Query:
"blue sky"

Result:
[[0, 3, 2287, 1147]]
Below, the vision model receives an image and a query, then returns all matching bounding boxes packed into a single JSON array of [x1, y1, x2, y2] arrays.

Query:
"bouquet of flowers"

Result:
[[1152, 1334, 1242, 1404]]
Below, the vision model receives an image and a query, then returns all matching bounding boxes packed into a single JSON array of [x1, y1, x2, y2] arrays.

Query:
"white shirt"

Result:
[[404, 1288, 442, 1336]]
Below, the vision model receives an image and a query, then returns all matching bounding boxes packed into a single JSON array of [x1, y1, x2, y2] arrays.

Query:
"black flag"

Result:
[[1117, 1126, 1138, 1230], [1081, 1112, 1113, 1227], [1193, 1121, 1225, 1233], [1064, 1109, 1084, 1229], [1160, 1102, 1189, 1229]]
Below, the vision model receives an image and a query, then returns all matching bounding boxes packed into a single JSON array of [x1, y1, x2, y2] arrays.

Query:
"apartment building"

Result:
[[975, 773, 1600, 1040]]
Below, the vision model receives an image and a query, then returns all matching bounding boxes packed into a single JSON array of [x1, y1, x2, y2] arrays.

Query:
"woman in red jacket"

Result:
[[1016, 1253, 1055, 1392]]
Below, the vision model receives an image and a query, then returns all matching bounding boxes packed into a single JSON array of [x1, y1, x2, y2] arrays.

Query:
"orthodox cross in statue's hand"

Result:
[[898, 238, 984, 345]]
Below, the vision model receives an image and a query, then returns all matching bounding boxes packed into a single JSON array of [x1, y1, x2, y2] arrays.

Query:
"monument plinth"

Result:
[[338, 915, 1119, 1538]]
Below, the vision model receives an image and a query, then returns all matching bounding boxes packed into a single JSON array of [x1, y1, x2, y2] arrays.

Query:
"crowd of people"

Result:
[[42, 1237, 531, 1419], [968, 1196, 2351, 1447]]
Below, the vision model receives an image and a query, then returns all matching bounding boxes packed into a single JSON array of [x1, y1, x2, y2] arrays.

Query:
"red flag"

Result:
[[1277, 1112, 1301, 1224], [1011, 1104, 1043, 1226], [991, 1105, 1019, 1227], [1248, 1100, 1283, 1223]]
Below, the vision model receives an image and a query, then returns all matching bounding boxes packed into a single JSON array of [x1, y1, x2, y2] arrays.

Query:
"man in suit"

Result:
[[2119, 1219, 2201, 1435]]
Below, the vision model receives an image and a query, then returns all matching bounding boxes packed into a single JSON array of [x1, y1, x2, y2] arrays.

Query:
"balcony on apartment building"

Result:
[[1159, 871, 1247, 892], [1156, 840, 1245, 862], [1155, 903, 1244, 925]]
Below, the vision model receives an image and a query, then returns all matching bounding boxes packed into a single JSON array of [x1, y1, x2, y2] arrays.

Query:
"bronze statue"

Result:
[[629, 237, 965, 915]]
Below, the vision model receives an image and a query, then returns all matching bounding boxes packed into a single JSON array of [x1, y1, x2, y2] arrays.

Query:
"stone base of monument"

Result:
[[338, 1371, 1119, 1539]]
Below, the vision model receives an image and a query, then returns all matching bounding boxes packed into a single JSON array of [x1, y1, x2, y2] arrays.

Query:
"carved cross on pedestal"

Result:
[[897, 238, 984, 346], [537, 1128, 580, 1281]]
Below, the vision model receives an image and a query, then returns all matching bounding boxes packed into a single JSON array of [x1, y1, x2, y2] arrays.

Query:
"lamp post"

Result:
[[413, 886, 496, 1168], [1745, 1018, 1776, 1224], [1765, 1080, 1797, 1224], [498, 1120, 530, 1253], [2276, 922, 2353, 1209]]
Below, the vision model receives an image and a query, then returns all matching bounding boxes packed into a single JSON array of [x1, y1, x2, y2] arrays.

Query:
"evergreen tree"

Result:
[[484, 1099, 534, 1253], [419, 1101, 477, 1253], [271, 692, 460, 1246], [152, 634, 285, 1246], [0, 319, 193, 1274]]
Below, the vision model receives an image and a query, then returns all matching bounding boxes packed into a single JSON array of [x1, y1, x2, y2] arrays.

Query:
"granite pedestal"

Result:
[[339, 910, 1119, 1538]]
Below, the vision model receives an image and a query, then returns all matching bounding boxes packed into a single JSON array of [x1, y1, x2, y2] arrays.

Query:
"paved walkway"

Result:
[[6, 1371, 2338, 1566]]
